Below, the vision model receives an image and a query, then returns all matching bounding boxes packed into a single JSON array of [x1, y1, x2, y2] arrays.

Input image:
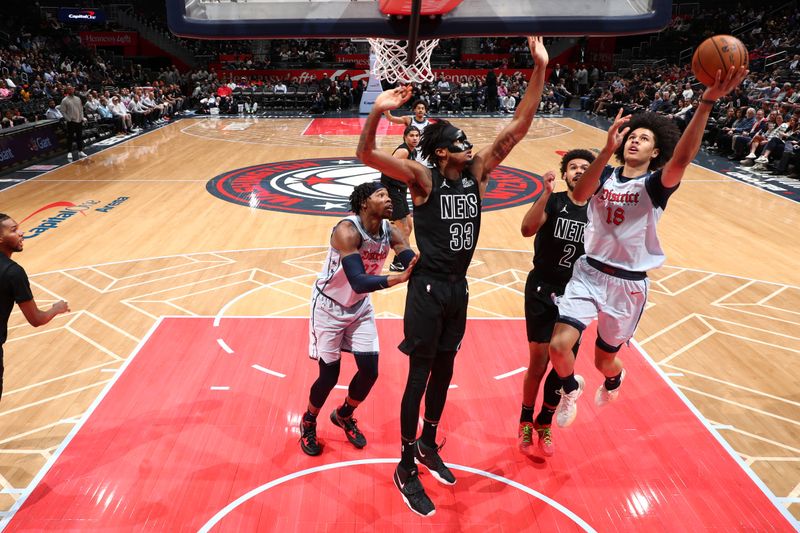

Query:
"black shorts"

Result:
[[381, 179, 410, 221], [524, 271, 566, 343], [399, 273, 468, 358]]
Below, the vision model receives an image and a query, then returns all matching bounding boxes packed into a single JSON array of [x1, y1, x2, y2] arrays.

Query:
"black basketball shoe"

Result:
[[299, 420, 321, 456], [415, 439, 456, 485], [393, 463, 436, 517], [330, 409, 367, 448]]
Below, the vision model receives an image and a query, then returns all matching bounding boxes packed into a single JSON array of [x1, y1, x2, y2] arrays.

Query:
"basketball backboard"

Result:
[[166, 0, 673, 40]]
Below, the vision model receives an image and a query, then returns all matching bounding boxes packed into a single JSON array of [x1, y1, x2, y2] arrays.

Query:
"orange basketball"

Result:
[[692, 35, 749, 87]]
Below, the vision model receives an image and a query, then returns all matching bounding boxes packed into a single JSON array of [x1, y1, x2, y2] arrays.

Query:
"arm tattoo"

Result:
[[491, 132, 518, 163]]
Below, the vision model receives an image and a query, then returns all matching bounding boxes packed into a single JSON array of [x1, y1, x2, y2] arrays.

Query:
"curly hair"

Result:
[[418, 120, 454, 166], [349, 182, 382, 214], [613, 112, 681, 170], [559, 149, 596, 175], [411, 99, 427, 112]]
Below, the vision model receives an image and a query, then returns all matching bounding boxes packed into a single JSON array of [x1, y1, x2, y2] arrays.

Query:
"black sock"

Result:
[[400, 439, 416, 470], [561, 373, 579, 394], [535, 404, 556, 426], [303, 410, 317, 425], [337, 400, 355, 419], [520, 404, 534, 423], [420, 420, 438, 447], [604, 371, 623, 391]]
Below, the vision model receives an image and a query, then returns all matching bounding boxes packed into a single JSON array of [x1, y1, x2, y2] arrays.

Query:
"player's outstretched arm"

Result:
[[384, 110, 410, 126], [357, 87, 430, 189], [473, 36, 548, 178], [333, 220, 415, 292], [18, 298, 70, 327], [520, 170, 555, 237], [572, 108, 631, 202], [662, 65, 748, 188]]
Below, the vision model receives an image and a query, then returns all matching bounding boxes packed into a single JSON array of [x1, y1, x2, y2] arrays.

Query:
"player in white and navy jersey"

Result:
[[548, 66, 749, 428], [299, 182, 417, 457]]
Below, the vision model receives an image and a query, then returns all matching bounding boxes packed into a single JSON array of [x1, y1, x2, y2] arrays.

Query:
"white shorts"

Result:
[[309, 290, 379, 364], [556, 255, 649, 349]]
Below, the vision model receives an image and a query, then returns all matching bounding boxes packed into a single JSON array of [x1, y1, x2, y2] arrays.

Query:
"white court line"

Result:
[[197, 459, 596, 533], [217, 339, 234, 354], [663, 364, 800, 408], [663, 372, 684, 377], [711, 424, 734, 430], [210, 386, 230, 391], [333, 385, 348, 390], [631, 339, 800, 530], [448, 384, 459, 389], [494, 367, 527, 380], [0, 318, 165, 530], [27, 246, 800, 294], [252, 364, 286, 378]]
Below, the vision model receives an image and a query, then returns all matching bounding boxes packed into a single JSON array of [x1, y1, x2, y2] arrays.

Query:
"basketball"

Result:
[[692, 35, 749, 86]]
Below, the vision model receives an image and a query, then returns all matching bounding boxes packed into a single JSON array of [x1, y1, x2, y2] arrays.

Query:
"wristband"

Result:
[[700, 98, 716, 106], [397, 248, 416, 269]]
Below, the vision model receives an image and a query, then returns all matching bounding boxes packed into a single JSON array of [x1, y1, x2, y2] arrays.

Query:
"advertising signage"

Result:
[[58, 8, 106, 23]]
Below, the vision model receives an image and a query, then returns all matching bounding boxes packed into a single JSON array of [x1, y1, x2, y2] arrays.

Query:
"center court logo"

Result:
[[206, 158, 543, 216]]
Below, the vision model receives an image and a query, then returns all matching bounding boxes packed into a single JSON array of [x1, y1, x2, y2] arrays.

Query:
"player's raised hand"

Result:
[[541, 170, 557, 195], [703, 66, 749, 102], [606, 108, 631, 151], [527, 36, 548, 68], [374, 85, 413, 113]]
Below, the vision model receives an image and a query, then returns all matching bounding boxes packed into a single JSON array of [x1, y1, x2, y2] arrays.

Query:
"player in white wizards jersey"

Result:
[[300, 182, 418, 457], [548, 65, 748, 428]]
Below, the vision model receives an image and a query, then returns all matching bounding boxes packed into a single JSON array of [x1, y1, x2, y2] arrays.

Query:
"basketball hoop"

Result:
[[367, 37, 440, 84]]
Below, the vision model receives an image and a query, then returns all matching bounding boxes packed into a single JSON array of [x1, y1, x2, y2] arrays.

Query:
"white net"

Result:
[[367, 38, 440, 84]]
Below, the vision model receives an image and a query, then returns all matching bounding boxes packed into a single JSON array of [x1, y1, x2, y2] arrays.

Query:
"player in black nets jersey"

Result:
[[517, 149, 595, 457], [380, 125, 420, 272], [1, 214, 70, 400], [357, 36, 548, 517]]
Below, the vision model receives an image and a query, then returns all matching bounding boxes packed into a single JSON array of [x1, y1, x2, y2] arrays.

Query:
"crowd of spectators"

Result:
[[1, 0, 798, 177]]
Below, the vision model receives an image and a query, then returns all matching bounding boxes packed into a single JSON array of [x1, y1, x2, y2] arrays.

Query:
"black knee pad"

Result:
[[309, 359, 341, 408], [596, 335, 622, 353]]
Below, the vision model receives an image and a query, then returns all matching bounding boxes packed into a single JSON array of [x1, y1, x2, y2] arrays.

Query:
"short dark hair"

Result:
[[560, 149, 596, 175], [349, 182, 381, 214], [419, 119, 455, 165], [613, 112, 681, 170], [403, 125, 420, 138], [411, 99, 426, 111], [0, 213, 9, 226]]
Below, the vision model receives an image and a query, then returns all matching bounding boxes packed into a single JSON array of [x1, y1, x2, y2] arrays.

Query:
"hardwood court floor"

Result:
[[0, 116, 798, 526]]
